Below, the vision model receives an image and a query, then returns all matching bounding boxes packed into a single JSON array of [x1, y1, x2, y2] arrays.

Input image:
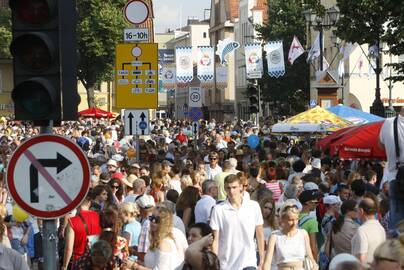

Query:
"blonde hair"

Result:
[[180, 175, 192, 189], [121, 202, 140, 218], [149, 206, 173, 250], [0, 204, 6, 218], [347, 171, 361, 185], [280, 201, 300, 219]]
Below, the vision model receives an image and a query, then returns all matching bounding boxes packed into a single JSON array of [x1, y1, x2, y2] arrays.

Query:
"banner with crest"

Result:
[[175, 46, 193, 83], [264, 41, 285, 78], [197, 46, 214, 82], [245, 43, 263, 79]]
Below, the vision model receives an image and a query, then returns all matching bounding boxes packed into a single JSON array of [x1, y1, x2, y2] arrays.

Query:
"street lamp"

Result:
[[303, 7, 340, 71]]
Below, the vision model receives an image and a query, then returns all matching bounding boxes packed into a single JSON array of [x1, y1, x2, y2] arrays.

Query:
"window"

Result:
[[203, 32, 207, 38]]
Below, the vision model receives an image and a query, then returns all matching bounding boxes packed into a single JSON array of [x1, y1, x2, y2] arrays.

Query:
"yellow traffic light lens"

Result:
[[11, 34, 54, 71]]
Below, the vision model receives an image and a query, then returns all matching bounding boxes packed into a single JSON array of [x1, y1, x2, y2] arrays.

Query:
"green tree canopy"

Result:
[[256, 0, 311, 115]]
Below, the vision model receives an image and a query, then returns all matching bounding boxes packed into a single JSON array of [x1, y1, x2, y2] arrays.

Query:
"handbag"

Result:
[[304, 255, 314, 270], [318, 231, 332, 270]]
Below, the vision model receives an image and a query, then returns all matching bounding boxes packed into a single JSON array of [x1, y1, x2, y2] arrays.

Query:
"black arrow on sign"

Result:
[[128, 112, 134, 135], [193, 122, 198, 135], [29, 153, 72, 203]]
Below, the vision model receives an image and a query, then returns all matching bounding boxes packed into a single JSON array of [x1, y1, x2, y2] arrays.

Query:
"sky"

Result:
[[153, 0, 211, 33]]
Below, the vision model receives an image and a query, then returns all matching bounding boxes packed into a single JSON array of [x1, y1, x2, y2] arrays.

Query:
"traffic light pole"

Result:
[[40, 122, 58, 270], [256, 79, 261, 129]]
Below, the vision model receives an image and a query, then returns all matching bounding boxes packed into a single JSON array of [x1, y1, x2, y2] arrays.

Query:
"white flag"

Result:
[[339, 42, 356, 60], [338, 60, 344, 78], [288, 36, 305, 65], [323, 57, 329, 71], [306, 34, 321, 63]]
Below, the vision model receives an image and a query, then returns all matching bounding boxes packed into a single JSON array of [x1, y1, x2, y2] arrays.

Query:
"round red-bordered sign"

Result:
[[124, 0, 149, 25], [6, 135, 90, 219]]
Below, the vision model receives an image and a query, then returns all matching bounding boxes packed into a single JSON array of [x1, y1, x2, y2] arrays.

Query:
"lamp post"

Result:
[[303, 7, 340, 71], [369, 40, 386, 117]]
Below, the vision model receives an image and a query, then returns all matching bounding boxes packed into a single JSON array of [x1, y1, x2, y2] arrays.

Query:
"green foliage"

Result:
[[0, 8, 11, 59], [77, 0, 129, 92], [256, 0, 311, 114]]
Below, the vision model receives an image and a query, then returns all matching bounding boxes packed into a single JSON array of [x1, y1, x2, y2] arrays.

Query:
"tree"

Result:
[[77, 0, 130, 108], [0, 7, 11, 59], [256, 0, 312, 115]]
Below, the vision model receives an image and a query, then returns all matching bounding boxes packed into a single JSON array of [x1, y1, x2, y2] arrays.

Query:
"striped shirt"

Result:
[[265, 181, 282, 201]]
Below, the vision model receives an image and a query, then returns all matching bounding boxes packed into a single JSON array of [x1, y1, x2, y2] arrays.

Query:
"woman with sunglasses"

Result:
[[263, 202, 318, 270], [127, 206, 184, 270], [108, 178, 124, 205], [259, 196, 278, 250]]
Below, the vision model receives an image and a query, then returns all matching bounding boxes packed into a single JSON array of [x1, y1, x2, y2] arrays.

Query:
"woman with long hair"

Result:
[[127, 206, 184, 270], [176, 186, 200, 230], [190, 171, 202, 194], [263, 202, 318, 270], [259, 196, 278, 249], [99, 207, 129, 269], [324, 199, 359, 257], [108, 178, 124, 204]]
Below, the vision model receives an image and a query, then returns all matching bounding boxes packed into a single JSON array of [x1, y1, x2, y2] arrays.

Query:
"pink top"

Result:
[[265, 181, 282, 202]]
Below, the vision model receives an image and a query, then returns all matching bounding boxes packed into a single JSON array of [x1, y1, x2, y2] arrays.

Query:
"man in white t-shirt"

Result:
[[195, 180, 218, 223], [210, 174, 264, 270], [379, 107, 404, 230], [351, 197, 386, 267], [205, 151, 222, 180]]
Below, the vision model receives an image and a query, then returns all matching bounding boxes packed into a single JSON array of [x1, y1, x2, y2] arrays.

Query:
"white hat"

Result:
[[324, 195, 342, 205], [136, 195, 155, 209], [304, 182, 319, 191], [311, 158, 321, 169], [107, 159, 117, 167], [329, 253, 359, 270], [130, 162, 141, 169], [112, 154, 124, 162]]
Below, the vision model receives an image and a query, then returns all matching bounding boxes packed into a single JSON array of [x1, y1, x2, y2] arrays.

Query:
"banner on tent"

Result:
[[264, 41, 285, 78], [176, 46, 193, 83], [245, 43, 263, 79]]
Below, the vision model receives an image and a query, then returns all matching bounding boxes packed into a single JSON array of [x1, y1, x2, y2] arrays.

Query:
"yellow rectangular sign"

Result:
[[115, 43, 158, 109]]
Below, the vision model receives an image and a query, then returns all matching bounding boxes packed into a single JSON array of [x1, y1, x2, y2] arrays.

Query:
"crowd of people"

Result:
[[0, 107, 402, 270]]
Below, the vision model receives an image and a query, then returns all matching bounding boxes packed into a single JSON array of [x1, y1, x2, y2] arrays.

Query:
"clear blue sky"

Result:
[[154, 0, 211, 33]]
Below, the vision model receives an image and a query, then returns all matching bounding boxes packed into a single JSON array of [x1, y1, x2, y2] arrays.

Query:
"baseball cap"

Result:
[[323, 195, 342, 205], [136, 195, 155, 209], [299, 189, 321, 205]]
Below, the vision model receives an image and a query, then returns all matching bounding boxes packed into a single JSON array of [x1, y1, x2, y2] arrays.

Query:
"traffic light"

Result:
[[248, 84, 259, 114], [9, 0, 79, 123]]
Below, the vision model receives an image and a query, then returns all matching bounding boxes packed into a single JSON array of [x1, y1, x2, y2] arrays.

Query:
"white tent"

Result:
[[271, 123, 327, 133]]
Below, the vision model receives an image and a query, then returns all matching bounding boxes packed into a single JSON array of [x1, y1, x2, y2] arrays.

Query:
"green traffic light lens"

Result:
[[16, 0, 51, 25], [12, 80, 53, 117]]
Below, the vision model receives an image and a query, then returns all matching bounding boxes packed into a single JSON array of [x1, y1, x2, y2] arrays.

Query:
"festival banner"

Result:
[[175, 46, 193, 83], [215, 65, 228, 89], [288, 36, 305, 65], [244, 43, 263, 79], [161, 65, 176, 90], [216, 38, 240, 66], [197, 46, 214, 82], [264, 41, 285, 78]]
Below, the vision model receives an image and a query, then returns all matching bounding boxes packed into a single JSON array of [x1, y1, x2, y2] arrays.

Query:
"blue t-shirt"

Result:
[[123, 220, 142, 247]]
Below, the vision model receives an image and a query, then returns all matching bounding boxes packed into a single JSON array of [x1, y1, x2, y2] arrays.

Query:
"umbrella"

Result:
[[78, 107, 115, 118], [275, 106, 353, 132], [316, 125, 358, 150], [329, 121, 386, 160], [271, 123, 327, 133], [327, 104, 384, 125]]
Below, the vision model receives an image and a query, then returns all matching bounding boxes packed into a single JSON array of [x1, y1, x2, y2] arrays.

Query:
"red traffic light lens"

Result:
[[12, 79, 54, 117], [16, 0, 51, 25], [11, 33, 54, 71]]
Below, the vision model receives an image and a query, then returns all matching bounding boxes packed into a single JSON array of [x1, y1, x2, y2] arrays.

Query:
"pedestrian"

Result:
[[210, 174, 264, 269], [194, 180, 218, 224], [263, 202, 318, 270]]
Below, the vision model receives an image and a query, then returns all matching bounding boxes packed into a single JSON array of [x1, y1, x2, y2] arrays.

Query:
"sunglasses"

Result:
[[148, 215, 161, 224], [112, 185, 119, 189], [209, 157, 217, 160]]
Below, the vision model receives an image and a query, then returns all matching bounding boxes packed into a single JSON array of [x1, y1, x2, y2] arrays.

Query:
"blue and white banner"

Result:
[[215, 65, 228, 89], [175, 46, 193, 83], [197, 46, 214, 82], [216, 38, 240, 66], [162, 66, 176, 90], [264, 41, 285, 78], [245, 43, 263, 79]]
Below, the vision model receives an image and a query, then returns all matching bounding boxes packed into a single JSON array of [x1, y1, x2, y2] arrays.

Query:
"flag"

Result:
[[264, 41, 285, 78], [368, 44, 379, 58], [197, 46, 214, 82], [216, 38, 240, 66], [357, 55, 364, 77], [306, 34, 321, 63], [288, 36, 305, 65], [323, 57, 330, 71], [339, 42, 356, 60], [338, 60, 344, 78], [245, 43, 263, 79], [175, 46, 193, 83]]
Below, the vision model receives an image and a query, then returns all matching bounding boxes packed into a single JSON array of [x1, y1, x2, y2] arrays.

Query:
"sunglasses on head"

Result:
[[148, 215, 161, 224]]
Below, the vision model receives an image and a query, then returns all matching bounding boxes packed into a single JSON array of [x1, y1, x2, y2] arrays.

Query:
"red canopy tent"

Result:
[[78, 107, 115, 118], [329, 121, 386, 160], [316, 125, 358, 150]]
